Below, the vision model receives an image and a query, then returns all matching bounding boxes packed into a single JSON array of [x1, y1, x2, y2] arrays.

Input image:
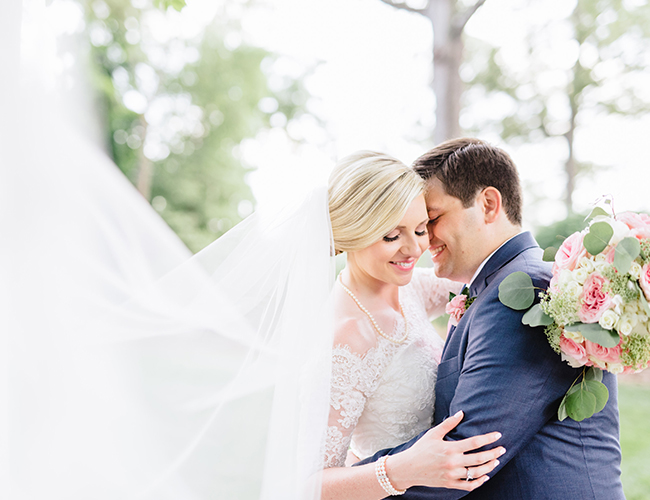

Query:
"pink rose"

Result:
[[578, 273, 611, 323], [617, 211, 650, 230], [640, 263, 650, 302], [445, 294, 467, 327], [617, 212, 650, 240], [605, 245, 616, 264], [553, 232, 586, 276], [585, 339, 622, 364], [560, 335, 589, 366]]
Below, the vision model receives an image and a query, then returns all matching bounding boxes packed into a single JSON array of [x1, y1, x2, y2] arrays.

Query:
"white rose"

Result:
[[624, 302, 639, 315], [559, 269, 575, 286], [579, 256, 596, 273], [595, 253, 607, 264], [599, 310, 619, 330], [565, 281, 583, 297], [573, 267, 589, 284], [564, 330, 585, 342], [630, 262, 643, 280], [610, 219, 633, 246], [608, 363, 625, 375], [612, 295, 624, 315], [618, 314, 636, 335], [561, 352, 585, 369]]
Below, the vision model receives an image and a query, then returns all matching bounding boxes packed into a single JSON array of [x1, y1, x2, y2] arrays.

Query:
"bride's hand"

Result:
[[387, 410, 505, 492]]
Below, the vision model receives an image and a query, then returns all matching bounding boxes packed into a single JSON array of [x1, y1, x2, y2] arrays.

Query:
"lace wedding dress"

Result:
[[325, 269, 461, 468]]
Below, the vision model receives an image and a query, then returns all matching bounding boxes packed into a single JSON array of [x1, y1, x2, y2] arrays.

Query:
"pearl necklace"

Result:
[[337, 274, 408, 345]]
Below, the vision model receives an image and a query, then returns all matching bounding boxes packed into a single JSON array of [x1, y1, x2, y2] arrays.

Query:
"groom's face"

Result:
[[425, 178, 487, 284]]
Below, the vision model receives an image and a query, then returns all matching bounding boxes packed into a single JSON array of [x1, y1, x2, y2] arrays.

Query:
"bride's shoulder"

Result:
[[332, 312, 377, 358]]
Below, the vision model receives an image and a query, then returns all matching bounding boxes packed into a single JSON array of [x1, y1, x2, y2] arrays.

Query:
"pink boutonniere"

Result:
[[445, 289, 476, 327]]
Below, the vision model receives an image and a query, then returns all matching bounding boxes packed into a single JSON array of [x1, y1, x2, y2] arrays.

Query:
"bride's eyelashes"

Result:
[[383, 228, 428, 242]]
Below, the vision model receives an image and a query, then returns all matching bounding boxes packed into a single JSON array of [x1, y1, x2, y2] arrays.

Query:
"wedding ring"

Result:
[[465, 467, 473, 481]]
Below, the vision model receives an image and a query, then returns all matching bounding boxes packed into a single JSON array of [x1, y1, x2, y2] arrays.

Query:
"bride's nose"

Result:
[[400, 235, 423, 258]]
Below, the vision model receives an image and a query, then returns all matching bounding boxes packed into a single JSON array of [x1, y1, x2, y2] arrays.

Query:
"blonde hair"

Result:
[[328, 151, 424, 254]]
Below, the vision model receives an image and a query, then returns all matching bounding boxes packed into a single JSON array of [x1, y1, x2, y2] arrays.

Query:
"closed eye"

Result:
[[383, 234, 400, 242]]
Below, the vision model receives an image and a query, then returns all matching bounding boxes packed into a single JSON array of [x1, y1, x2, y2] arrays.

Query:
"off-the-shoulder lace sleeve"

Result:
[[324, 344, 383, 468], [408, 267, 463, 318]]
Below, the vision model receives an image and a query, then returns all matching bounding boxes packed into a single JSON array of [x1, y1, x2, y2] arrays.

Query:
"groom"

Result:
[[364, 138, 624, 499]]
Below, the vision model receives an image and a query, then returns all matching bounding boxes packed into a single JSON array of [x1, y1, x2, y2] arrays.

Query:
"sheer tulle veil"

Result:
[[2, 3, 333, 499]]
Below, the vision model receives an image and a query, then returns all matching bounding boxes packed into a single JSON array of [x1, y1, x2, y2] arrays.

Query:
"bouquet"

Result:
[[498, 206, 650, 421]]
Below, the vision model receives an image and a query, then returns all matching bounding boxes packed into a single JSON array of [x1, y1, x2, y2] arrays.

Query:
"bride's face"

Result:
[[348, 194, 429, 287]]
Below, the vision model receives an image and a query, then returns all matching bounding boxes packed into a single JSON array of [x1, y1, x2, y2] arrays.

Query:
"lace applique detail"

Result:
[[324, 269, 459, 468]]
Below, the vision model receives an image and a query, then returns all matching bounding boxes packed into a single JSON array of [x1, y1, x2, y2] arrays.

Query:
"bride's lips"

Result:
[[389, 259, 416, 271], [429, 244, 446, 259]]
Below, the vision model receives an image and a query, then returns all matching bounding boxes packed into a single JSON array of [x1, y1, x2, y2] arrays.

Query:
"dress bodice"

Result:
[[324, 268, 461, 468]]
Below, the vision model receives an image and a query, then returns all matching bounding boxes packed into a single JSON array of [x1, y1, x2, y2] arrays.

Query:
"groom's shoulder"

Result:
[[488, 244, 552, 295]]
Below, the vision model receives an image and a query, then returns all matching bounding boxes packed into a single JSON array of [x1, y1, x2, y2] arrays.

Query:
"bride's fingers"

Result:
[[460, 458, 500, 481], [453, 430, 502, 453], [424, 410, 464, 440], [461, 446, 506, 467]]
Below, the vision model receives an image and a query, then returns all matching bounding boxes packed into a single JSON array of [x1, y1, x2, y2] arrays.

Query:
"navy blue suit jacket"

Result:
[[360, 232, 624, 499]]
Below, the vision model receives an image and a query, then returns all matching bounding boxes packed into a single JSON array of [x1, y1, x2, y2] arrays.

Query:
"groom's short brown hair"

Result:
[[413, 138, 523, 226]]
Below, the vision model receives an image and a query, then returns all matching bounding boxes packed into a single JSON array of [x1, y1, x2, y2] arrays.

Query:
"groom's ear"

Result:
[[478, 186, 502, 224]]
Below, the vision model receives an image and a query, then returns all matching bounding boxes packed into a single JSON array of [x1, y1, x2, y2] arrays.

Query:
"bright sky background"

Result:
[[37, 0, 650, 230]]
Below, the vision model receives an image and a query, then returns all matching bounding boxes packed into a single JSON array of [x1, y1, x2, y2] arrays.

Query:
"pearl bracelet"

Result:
[[375, 455, 406, 496]]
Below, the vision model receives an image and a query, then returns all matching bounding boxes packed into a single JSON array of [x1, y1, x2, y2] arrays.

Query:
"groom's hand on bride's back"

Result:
[[385, 410, 505, 492]]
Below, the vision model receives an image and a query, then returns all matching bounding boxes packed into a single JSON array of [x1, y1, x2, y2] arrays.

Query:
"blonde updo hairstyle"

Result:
[[328, 151, 424, 255]]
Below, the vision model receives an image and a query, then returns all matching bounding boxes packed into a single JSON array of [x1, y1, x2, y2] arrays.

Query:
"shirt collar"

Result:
[[468, 232, 522, 290]]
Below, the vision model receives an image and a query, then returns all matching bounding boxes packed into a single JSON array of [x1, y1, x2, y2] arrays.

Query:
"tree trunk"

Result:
[[136, 117, 153, 201], [427, 0, 463, 144]]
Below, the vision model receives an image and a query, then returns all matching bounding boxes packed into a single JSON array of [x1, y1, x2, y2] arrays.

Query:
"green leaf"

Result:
[[584, 380, 609, 414], [614, 237, 640, 274], [543, 246, 558, 262], [583, 222, 613, 256], [498, 272, 535, 310], [449, 292, 457, 301], [585, 366, 603, 383], [564, 323, 620, 348], [586, 207, 610, 221], [565, 386, 597, 421], [558, 396, 569, 421], [637, 286, 650, 316], [522, 304, 554, 327]]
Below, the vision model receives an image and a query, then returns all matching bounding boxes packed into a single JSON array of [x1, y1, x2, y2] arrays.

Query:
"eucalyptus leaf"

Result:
[[522, 304, 554, 327], [585, 366, 603, 383], [498, 272, 535, 310], [637, 286, 650, 316], [584, 380, 609, 414], [564, 323, 620, 348], [558, 396, 569, 421], [565, 387, 597, 421], [586, 207, 610, 221], [583, 222, 613, 256], [613, 237, 640, 274], [543, 246, 558, 262]]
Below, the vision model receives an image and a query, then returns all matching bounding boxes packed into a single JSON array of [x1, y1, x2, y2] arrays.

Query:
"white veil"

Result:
[[2, 3, 333, 499]]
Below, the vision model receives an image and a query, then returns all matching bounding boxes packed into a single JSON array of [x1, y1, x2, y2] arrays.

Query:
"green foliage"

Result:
[[558, 367, 609, 422], [83, 0, 306, 252], [542, 246, 558, 262], [564, 322, 619, 348], [498, 271, 535, 310], [583, 221, 613, 255], [535, 212, 587, 251], [615, 237, 641, 274], [522, 303, 553, 327], [465, 0, 650, 212], [619, 383, 650, 500]]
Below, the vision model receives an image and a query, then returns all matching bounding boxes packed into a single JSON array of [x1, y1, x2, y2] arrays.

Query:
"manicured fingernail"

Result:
[[495, 460, 500, 466], [500, 448, 506, 455], [454, 410, 463, 417], [494, 432, 502, 440]]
